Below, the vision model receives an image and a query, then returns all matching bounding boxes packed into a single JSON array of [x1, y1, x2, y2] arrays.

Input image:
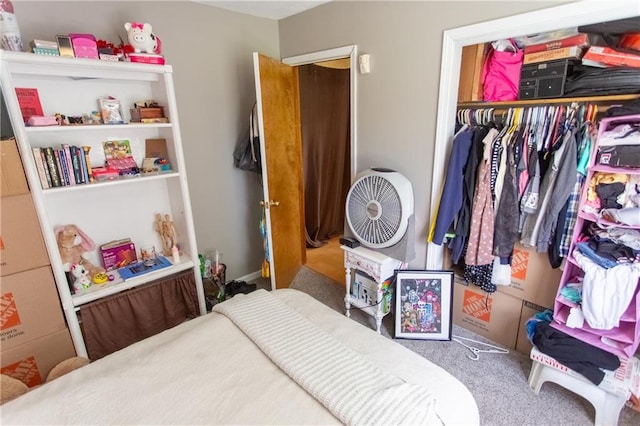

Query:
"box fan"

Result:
[[344, 168, 415, 262]]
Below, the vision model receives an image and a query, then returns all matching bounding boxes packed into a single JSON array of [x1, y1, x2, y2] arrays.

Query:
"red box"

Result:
[[128, 53, 165, 65], [582, 45, 640, 68], [100, 239, 138, 271]]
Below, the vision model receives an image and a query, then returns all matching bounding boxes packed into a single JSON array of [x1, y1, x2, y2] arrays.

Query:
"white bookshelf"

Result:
[[0, 51, 206, 358]]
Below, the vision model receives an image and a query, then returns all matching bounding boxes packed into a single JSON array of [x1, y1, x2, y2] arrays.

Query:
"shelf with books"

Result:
[[1, 51, 205, 359], [40, 171, 181, 194], [25, 122, 173, 133]]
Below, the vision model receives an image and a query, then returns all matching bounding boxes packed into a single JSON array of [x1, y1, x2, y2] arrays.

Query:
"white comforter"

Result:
[[0, 289, 479, 425]]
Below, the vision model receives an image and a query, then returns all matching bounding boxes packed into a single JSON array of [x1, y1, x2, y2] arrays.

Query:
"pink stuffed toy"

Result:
[[124, 22, 161, 54]]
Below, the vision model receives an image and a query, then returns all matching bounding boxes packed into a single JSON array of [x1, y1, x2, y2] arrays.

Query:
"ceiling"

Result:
[[194, 1, 332, 20]]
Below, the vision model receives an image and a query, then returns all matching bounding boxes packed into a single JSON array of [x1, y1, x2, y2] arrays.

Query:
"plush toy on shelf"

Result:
[[70, 263, 92, 293], [55, 224, 105, 283], [124, 22, 161, 54]]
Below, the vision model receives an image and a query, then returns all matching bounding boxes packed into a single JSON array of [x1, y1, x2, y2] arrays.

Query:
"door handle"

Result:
[[260, 200, 281, 209]]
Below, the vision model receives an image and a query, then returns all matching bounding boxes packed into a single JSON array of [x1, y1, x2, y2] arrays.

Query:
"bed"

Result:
[[0, 289, 479, 425]]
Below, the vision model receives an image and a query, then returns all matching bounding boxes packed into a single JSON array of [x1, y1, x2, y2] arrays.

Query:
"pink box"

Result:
[[100, 240, 138, 271], [69, 34, 98, 59]]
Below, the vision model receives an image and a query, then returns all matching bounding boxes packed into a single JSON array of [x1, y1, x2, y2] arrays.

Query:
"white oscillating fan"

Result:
[[345, 168, 415, 261]]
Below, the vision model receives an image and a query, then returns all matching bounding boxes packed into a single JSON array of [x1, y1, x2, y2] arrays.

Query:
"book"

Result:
[[31, 147, 50, 189], [53, 149, 67, 186], [524, 33, 592, 54], [43, 147, 61, 187], [57, 149, 71, 186], [78, 145, 89, 184], [117, 255, 172, 280], [62, 144, 76, 185], [523, 45, 584, 64], [15, 88, 44, 123], [103, 139, 132, 160], [581, 45, 640, 68], [69, 146, 83, 184], [100, 239, 138, 271], [40, 149, 53, 188]]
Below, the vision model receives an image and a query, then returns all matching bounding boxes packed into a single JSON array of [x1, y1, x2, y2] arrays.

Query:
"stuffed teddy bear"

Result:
[[0, 357, 89, 405], [70, 263, 92, 293], [55, 224, 105, 281], [124, 22, 161, 54]]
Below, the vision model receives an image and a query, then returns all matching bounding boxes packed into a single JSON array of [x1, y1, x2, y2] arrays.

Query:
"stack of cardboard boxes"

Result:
[[449, 243, 561, 354], [0, 138, 76, 388]]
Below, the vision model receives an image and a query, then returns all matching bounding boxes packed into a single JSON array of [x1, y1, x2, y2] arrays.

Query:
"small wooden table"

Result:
[[341, 245, 404, 333]]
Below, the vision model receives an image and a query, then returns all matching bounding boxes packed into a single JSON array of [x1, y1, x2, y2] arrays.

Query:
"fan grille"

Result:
[[347, 175, 402, 246]]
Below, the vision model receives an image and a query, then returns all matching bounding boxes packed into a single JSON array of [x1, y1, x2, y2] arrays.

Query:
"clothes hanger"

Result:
[[452, 335, 510, 361]]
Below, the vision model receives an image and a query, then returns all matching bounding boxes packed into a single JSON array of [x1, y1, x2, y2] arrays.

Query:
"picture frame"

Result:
[[394, 270, 453, 340]]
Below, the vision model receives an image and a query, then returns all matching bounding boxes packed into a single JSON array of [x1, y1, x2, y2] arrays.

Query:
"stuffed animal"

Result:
[[124, 22, 161, 54], [55, 224, 105, 280], [0, 357, 89, 405], [70, 263, 92, 293]]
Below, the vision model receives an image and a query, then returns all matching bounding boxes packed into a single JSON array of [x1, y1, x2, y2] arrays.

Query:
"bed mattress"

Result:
[[0, 289, 478, 425]]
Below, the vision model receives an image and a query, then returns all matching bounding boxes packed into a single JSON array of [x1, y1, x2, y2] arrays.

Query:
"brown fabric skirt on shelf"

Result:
[[80, 270, 199, 360]]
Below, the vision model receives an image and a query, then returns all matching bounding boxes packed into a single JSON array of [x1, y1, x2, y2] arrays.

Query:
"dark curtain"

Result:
[[80, 270, 199, 360], [299, 63, 351, 248]]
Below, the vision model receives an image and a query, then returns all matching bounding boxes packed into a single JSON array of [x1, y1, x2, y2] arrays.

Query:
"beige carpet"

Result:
[[273, 266, 640, 426]]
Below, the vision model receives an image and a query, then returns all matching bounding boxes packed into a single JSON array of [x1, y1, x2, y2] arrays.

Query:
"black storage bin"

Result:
[[518, 59, 577, 100]]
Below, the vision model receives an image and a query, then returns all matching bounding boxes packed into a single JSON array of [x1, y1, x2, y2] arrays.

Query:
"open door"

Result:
[[253, 52, 306, 289]]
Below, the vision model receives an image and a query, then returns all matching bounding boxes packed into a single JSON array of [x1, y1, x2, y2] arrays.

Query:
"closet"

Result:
[[433, 6, 640, 355]]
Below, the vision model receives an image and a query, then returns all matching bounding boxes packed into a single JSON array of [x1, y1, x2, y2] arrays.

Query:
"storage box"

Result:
[[496, 243, 562, 308], [519, 59, 576, 100], [0, 266, 66, 350], [515, 300, 553, 354], [130, 107, 164, 122], [582, 45, 640, 68], [452, 278, 521, 350], [100, 239, 137, 271], [0, 193, 50, 276], [1, 328, 76, 387], [1, 138, 29, 197], [458, 43, 487, 102], [530, 346, 638, 397]]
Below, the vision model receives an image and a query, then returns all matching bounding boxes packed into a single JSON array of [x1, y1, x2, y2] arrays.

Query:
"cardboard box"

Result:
[[1, 328, 76, 387], [0, 138, 29, 197], [0, 193, 50, 276], [530, 346, 638, 397], [1, 266, 66, 350], [515, 300, 553, 354], [452, 278, 521, 350], [497, 244, 562, 308]]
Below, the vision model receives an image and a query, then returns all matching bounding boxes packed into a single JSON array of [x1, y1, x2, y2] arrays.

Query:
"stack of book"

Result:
[[522, 33, 592, 65], [32, 145, 92, 189], [30, 39, 59, 56]]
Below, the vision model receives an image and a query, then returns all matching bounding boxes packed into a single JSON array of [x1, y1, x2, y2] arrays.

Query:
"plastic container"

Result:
[[0, 1, 23, 52]]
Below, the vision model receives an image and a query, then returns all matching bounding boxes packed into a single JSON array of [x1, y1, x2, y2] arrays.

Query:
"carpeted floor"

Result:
[[261, 266, 640, 426]]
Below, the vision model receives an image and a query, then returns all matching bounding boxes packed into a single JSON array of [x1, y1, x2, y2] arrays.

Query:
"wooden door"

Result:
[[253, 52, 306, 289]]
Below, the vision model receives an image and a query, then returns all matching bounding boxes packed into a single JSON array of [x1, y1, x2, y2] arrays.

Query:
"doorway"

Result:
[[283, 46, 358, 285]]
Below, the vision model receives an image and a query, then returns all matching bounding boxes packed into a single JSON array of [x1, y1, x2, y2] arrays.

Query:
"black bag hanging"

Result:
[[233, 104, 262, 174]]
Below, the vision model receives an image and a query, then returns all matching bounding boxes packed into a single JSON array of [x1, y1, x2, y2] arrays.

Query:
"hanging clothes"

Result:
[[431, 128, 473, 245], [450, 126, 488, 264], [464, 128, 498, 293]]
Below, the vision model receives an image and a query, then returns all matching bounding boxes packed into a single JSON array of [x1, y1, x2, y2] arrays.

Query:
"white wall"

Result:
[[278, 0, 566, 268], [12, 1, 279, 279]]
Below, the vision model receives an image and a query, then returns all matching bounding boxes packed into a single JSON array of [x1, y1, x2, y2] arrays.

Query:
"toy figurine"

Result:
[[155, 213, 177, 256]]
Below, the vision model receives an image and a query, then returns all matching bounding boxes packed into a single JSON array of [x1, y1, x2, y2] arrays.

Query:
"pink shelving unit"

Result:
[[551, 114, 640, 359]]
